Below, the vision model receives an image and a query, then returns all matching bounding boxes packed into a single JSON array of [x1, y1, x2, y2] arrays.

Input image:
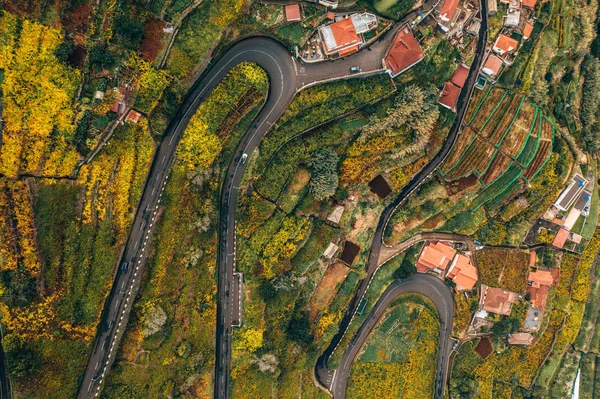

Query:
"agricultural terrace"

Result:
[[440, 87, 554, 211], [347, 295, 440, 399]]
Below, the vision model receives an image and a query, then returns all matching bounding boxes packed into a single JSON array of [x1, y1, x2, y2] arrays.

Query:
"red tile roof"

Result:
[[529, 250, 536, 267], [482, 54, 503, 76], [385, 25, 424, 76], [330, 18, 359, 47], [327, 11, 335, 20], [451, 64, 470, 88], [480, 285, 518, 315], [339, 44, 359, 56], [528, 284, 549, 309], [446, 253, 478, 290], [522, 0, 536, 8], [439, 82, 462, 110], [529, 269, 555, 287], [285, 4, 302, 21], [416, 241, 456, 273], [552, 228, 569, 249], [439, 0, 460, 21], [523, 23, 534, 39], [509, 332, 534, 345], [125, 110, 141, 123], [494, 34, 519, 53]]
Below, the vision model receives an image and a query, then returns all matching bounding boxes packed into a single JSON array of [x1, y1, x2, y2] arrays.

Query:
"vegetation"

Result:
[[347, 297, 440, 399]]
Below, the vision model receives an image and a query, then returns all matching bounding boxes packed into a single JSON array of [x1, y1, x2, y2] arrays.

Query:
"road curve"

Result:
[[76, 37, 297, 399], [314, 0, 488, 396], [332, 274, 455, 398]]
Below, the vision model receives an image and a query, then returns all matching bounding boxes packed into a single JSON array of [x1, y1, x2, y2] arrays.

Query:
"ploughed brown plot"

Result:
[[309, 262, 351, 321], [540, 116, 553, 140], [475, 337, 494, 359], [340, 241, 361, 266], [464, 85, 489, 122], [499, 101, 536, 157], [368, 174, 392, 199], [444, 136, 496, 180], [524, 140, 552, 180], [469, 88, 506, 132], [481, 151, 512, 186], [442, 127, 476, 174], [485, 95, 523, 144]]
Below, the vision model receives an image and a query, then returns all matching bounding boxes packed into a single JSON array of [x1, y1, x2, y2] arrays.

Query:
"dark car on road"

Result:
[[121, 262, 128, 273]]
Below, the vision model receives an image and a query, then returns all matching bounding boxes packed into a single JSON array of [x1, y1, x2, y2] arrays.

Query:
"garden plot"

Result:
[[499, 101, 537, 157], [464, 85, 489, 122], [524, 140, 552, 180], [309, 262, 350, 322], [444, 136, 496, 180], [481, 151, 512, 186], [469, 88, 507, 132], [517, 110, 541, 167], [441, 127, 476, 173], [541, 115, 554, 140], [470, 162, 522, 210], [485, 95, 524, 144]]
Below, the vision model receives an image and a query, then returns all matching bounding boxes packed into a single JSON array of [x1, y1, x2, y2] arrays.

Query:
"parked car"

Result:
[[350, 66, 361, 73], [240, 153, 248, 164], [121, 262, 128, 273]]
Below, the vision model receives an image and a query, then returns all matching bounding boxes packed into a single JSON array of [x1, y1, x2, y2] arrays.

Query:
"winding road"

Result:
[[331, 274, 455, 398], [76, 0, 486, 396], [314, 0, 489, 397]]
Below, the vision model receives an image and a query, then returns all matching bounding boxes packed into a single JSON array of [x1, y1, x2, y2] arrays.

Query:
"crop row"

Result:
[[469, 88, 507, 131], [470, 162, 523, 210], [524, 140, 552, 180], [441, 127, 476, 173], [481, 151, 512, 186], [499, 101, 537, 156], [444, 136, 496, 180]]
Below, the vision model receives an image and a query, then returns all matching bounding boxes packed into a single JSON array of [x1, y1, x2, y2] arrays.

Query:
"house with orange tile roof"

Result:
[[522, 22, 534, 40], [480, 285, 519, 315], [509, 332, 534, 345], [439, 0, 460, 22], [521, 0, 536, 8], [125, 110, 142, 124], [384, 25, 424, 77], [416, 241, 457, 274], [482, 54, 504, 77], [552, 227, 569, 249], [439, 82, 462, 111], [446, 253, 478, 291], [451, 64, 470, 88], [492, 34, 519, 55], [285, 4, 302, 22], [319, 13, 377, 56], [527, 268, 558, 310]]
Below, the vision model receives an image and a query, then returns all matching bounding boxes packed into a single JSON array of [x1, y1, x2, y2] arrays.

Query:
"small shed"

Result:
[[285, 4, 302, 22]]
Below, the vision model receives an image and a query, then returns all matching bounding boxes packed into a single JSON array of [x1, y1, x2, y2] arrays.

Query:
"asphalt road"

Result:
[[76, 0, 479, 395], [315, 1, 489, 397], [76, 30, 400, 398], [331, 274, 455, 398]]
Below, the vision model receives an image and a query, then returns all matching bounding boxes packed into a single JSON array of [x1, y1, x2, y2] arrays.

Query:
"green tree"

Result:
[[113, 15, 145, 50], [306, 148, 339, 200], [89, 44, 116, 71], [4, 334, 40, 379]]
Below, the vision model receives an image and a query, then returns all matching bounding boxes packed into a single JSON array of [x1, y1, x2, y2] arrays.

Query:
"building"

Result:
[[528, 268, 558, 310], [451, 64, 470, 87], [125, 110, 142, 124], [323, 242, 339, 259], [552, 227, 569, 249], [480, 285, 519, 315], [493, 34, 519, 55], [504, 8, 520, 27], [488, 0, 498, 15], [384, 25, 424, 77], [482, 54, 504, 77], [439, 0, 460, 22], [439, 82, 462, 111], [285, 4, 302, 22], [319, 13, 377, 56], [446, 253, 478, 290], [509, 332, 534, 345], [521, 0, 536, 8], [416, 241, 457, 274], [319, 0, 339, 8], [111, 84, 130, 115], [554, 173, 588, 211], [327, 205, 345, 224], [522, 22, 534, 40]]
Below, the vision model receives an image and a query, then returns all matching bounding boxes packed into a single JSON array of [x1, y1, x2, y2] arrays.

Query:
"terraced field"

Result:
[[443, 136, 497, 180], [440, 89, 554, 211]]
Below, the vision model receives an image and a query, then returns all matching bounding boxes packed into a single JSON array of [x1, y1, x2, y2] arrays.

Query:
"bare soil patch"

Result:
[[309, 262, 351, 321]]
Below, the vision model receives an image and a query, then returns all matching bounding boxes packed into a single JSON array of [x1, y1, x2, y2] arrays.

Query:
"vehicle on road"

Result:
[[350, 66, 361, 73], [240, 153, 248, 164], [121, 262, 128, 273]]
